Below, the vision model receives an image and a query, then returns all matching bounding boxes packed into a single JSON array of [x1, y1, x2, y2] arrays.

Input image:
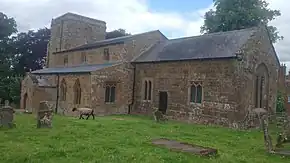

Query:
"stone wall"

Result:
[[20, 75, 57, 113], [57, 73, 91, 116], [52, 31, 166, 67], [90, 63, 133, 115], [132, 59, 242, 128], [235, 27, 279, 116], [20, 76, 35, 111], [47, 13, 106, 68]]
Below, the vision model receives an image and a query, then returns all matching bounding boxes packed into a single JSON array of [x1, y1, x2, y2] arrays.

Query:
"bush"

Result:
[[276, 91, 285, 113]]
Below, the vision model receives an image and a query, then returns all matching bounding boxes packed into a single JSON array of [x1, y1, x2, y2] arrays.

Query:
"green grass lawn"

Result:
[[0, 114, 290, 163]]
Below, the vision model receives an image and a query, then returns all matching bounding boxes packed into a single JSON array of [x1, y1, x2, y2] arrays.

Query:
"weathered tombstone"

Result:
[[152, 107, 168, 123], [36, 101, 53, 128], [260, 110, 290, 156], [4, 100, 9, 106], [152, 138, 218, 157], [0, 103, 15, 128]]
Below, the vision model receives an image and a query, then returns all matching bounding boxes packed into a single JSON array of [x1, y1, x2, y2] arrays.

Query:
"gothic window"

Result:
[[105, 82, 116, 103], [255, 76, 259, 107], [143, 79, 153, 100], [190, 81, 203, 104], [60, 79, 67, 101], [81, 52, 87, 63], [254, 63, 269, 108], [74, 79, 81, 104], [103, 48, 110, 61], [64, 55, 68, 66]]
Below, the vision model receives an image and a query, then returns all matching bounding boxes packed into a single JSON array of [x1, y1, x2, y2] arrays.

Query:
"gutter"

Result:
[[128, 64, 136, 114], [55, 74, 60, 114]]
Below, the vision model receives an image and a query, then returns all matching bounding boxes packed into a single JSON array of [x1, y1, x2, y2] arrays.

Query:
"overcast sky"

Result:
[[1, 0, 289, 71]]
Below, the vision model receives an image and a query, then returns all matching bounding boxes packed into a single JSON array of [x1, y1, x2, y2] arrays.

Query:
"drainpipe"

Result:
[[128, 64, 136, 114], [55, 74, 60, 114]]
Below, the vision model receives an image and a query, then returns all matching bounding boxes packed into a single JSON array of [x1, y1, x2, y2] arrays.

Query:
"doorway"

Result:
[[158, 91, 168, 114]]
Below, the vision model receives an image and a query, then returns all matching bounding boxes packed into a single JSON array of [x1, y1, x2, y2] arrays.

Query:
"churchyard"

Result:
[[1, 106, 290, 163]]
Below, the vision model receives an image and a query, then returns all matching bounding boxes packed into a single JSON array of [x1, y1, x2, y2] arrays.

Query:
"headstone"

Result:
[[0, 104, 15, 128], [36, 101, 53, 128], [4, 100, 9, 106], [152, 138, 218, 157]]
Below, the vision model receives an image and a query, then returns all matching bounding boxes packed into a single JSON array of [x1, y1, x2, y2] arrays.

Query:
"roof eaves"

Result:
[[132, 56, 237, 64]]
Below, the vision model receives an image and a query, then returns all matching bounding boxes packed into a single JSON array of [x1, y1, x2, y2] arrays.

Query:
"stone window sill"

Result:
[[105, 102, 116, 105], [189, 102, 202, 106], [142, 100, 152, 103]]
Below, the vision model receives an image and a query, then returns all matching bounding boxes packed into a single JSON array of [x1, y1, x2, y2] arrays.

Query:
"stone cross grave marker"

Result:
[[36, 101, 53, 128], [0, 101, 15, 128]]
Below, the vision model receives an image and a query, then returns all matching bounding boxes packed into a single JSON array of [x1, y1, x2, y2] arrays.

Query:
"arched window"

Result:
[[105, 82, 116, 103], [74, 79, 81, 104], [254, 63, 269, 108], [190, 81, 203, 104], [143, 79, 153, 100], [81, 52, 87, 63], [60, 79, 67, 101]]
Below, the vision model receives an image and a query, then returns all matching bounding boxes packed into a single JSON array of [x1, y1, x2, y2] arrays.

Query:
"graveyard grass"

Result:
[[0, 114, 290, 163]]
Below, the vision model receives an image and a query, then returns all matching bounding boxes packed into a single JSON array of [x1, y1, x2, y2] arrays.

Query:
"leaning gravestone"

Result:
[[259, 110, 290, 156], [0, 100, 15, 128], [36, 101, 53, 128]]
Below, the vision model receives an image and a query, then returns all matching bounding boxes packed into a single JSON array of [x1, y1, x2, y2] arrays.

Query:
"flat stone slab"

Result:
[[274, 149, 290, 157], [152, 138, 218, 157]]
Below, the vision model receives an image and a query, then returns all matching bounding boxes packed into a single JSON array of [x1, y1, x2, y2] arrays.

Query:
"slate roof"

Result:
[[31, 62, 120, 74], [133, 27, 258, 63], [54, 30, 162, 54], [28, 74, 56, 87]]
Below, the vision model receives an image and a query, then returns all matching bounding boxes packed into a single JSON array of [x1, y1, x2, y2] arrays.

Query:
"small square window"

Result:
[[81, 52, 87, 63], [103, 48, 110, 61], [64, 55, 68, 66]]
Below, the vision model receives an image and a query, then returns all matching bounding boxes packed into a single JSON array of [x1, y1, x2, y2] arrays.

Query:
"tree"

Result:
[[106, 28, 131, 39], [0, 12, 18, 104], [12, 28, 50, 76], [201, 0, 283, 43]]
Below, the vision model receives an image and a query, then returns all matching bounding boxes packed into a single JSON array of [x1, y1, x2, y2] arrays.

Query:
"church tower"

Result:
[[46, 12, 107, 67]]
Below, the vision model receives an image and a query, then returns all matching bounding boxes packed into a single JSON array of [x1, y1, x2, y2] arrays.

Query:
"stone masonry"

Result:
[[21, 13, 280, 129]]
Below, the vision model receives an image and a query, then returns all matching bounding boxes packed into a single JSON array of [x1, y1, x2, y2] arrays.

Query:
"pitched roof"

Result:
[[133, 27, 258, 63], [54, 30, 163, 54], [28, 74, 56, 87], [31, 62, 120, 74]]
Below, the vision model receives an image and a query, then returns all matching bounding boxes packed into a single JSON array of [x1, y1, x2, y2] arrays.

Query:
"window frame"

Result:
[[81, 52, 87, 64], [104, 82, 116, 103], [73, 79, 81, 105], [103, 48, 110, 61], [60, 79, 67, 101], [189, 81, 203, 104], [63, 55, 68, 66], [142, 78, 153, 102]]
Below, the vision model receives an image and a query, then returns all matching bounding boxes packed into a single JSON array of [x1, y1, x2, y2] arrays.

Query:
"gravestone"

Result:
[[0, 101, 15, 128], [152, 138, 218, 157], [260, 110, 290, 156], [4, 100, 9, 106], [36, 101, 53, 128]]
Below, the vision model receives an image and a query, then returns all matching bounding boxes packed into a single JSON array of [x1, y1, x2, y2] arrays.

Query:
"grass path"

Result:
[[0, 114, 289, 163]]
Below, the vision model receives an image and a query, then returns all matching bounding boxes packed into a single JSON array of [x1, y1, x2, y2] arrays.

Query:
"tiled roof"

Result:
[[133, 27, 258, 63], [54, 30, 162, 54], [31, 62, 120, 74]]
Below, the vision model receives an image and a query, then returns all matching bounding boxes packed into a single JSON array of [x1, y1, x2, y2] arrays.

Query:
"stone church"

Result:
[[21, 12, 280, 128]]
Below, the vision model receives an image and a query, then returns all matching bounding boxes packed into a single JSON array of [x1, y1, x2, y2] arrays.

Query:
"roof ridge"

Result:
[[55, 30, 161, 54], [169, 26, 259, 42]]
